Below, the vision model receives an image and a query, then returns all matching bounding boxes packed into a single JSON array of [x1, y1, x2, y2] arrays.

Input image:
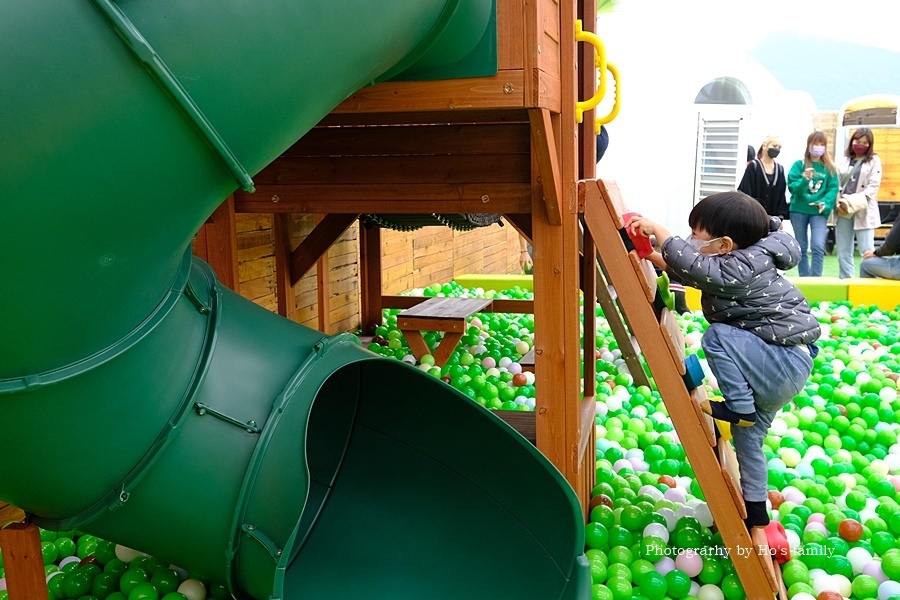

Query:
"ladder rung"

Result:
[[718, 438, 747, 519], [598, 179, 629, 226], [750, 528, 781, 593], [689, 387, 716, 446], [659, 308, 686, 375], [629, 253, 656, 303]]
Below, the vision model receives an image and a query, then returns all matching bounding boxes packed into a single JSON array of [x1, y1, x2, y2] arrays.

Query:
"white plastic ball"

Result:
[[697, 584, 725, 600], [115, 544, 143, 563], [880, 580, 900, 600], [832, 574, 851, 597], [523, 371, 535, 385], [811, 573, 839, 595], [654, 556, 676, 576], [498, 357, 512, 368], [178, 579, 208, 600], [694, 503, 714, 528], [643, 523, 670, 543], [848, 547, 873, 575], [658, 508, 678, 530]]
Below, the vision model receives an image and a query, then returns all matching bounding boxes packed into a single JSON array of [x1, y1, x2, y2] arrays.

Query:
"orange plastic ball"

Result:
[[657, 476, 676, 488], [768, 490, 785, 510], [817, 592, 843, 600], [838, 519, 863, 542], [589, 494, 614, 512]]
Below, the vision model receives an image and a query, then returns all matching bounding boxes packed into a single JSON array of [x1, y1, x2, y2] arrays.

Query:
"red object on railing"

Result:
[[622, 211, 653, 259]]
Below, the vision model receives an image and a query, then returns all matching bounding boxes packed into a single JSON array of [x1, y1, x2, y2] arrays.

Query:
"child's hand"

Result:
[[627, 216, 656, 238]]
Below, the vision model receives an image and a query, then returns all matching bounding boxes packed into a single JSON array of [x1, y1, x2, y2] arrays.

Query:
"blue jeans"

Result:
[[860, 256, 900, 279], [702, 323, 813, 501], [834, 216, 874, 279], [790, 212, 828, 276]]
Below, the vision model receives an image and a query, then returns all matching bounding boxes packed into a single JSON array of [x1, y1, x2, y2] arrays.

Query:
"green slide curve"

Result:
[[0, 1, 590, 598]]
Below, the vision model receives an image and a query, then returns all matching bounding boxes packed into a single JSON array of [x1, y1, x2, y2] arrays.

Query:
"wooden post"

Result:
[[192, 195, 239, 291], [359, 220, 382, 335], [315, 214, 332, 334], [273, 213, 296, 321], [531, 0, 586, 510], [0, 523, 50, 600]]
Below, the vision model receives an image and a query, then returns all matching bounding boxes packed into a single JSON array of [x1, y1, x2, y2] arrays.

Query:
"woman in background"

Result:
[[788, 131, 839, 276], [739, 136, 788, 220], [835, 128, 883, 278]]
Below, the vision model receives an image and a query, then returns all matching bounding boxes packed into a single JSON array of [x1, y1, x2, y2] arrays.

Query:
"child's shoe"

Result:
[[744, 500, 769, 528], [700, 400, 757, 427]]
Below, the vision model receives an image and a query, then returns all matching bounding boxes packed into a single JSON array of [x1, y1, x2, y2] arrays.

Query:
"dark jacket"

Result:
[[738, 159, 788, 219], [875, 219, 900, 257], [661, 230, 820, 346]]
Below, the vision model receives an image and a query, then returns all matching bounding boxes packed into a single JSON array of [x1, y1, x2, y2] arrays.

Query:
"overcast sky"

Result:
[[613, 0, 900, 53]]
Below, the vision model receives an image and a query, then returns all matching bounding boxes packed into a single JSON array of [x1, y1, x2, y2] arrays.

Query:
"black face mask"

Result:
[[767, 148, 780, 159]]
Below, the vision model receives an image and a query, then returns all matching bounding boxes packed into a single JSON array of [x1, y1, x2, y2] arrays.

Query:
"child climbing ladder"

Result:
[[580, 178, 783, 599]]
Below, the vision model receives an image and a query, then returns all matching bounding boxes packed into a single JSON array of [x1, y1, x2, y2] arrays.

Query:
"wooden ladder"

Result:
[[580, 178, 780, 599]]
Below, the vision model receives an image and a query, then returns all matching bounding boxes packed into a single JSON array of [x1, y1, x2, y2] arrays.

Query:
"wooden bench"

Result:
[[397, 297, 494, 367]]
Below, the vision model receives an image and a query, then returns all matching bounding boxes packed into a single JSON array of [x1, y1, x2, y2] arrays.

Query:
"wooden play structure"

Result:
[[188, 0, 779, 596], [1, 1, 784, 598]]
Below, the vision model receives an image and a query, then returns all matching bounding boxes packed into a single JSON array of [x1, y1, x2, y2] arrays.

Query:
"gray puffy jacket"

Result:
[[661, 230, 821, 346]]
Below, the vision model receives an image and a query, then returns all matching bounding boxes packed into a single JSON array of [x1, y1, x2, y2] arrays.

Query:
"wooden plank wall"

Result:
[[235, 215, 524, 332], [874, 128, 900, 201], [381, 220, 523, 295]]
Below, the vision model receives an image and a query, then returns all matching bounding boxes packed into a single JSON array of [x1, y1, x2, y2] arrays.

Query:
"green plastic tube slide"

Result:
[[0, 1, 590, 598]]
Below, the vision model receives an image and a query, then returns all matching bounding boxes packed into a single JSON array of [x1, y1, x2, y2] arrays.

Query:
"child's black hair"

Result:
[[688, 191, 769, 250]]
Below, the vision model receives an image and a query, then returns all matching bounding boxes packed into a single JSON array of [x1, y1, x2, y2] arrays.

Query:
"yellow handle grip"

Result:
[[574, 19, 608, 123], [594, 61, 620, 132]]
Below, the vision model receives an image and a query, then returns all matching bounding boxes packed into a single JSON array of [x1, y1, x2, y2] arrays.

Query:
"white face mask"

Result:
[[687, 235, 722, 250]]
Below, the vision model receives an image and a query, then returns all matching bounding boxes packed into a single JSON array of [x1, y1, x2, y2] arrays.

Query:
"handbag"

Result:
[[835, 159, 867, 218], [836, 192, 867, 218]]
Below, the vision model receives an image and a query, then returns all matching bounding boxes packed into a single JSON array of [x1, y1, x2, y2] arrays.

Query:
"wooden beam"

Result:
[[283, 123, 530, 157], [192, 195, 239, 290], [234, 183, 532, 215], [504, 213, 533, 243], [254, 154, 530, 186], [359, 221, 382, 335], [273, 213, 296, 321], [289, 214, 358, 286], [318, 108, 530, 128], [0, 523, 50, 600], [528, 108, 563, 225], [331, 70, 528, 114]]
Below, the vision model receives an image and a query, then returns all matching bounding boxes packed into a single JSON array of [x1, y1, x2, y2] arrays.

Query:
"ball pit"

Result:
[[369, 287, 887, 598], [8, 286, 900, 600], [0, 531, 222, 600]]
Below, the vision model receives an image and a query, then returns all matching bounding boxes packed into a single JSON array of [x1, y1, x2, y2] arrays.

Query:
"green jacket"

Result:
[[787, 159, 839, 216]]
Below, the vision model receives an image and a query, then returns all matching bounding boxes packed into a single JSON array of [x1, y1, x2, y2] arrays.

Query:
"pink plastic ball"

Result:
[[862, 561, 888, 584], [807, 512, 826, 524], [805, 522, 829, 536], [481, 357, 496, 369], [470, 317, 482, 328], [783, 489, 806, 505], [507, 362, 523, 375], [664, 488, 686, 504], [891, 476, 900, 492], [675, 549, 703, 577]]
